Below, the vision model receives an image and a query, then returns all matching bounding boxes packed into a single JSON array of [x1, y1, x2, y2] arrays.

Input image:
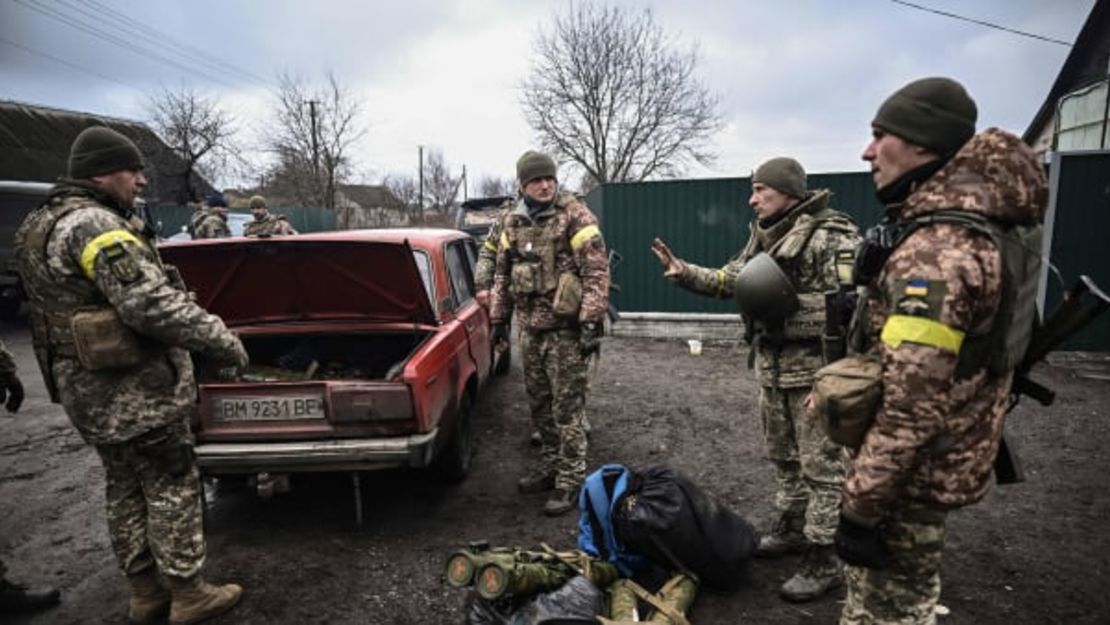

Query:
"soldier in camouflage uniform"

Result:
[[14, 127, 250, 625], [835, 78, 1047, 624], [652, 157, 861, 602], [0, 339, 61, 615], [489, 150, 610, 517], [188, 191, 231, 239], [243, 195, 298, 237], [474, 197, 515, 298]]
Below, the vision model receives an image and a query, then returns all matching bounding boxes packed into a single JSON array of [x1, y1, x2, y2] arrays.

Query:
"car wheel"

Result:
[[492, 343, 511, 376], [434, 392, 474, 483]]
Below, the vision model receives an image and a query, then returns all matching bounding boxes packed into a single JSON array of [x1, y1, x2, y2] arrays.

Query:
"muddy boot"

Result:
[[167, 575, 242, 625], [779, 544, 844, 603], [0, 579, 60, 614], [756, 512, 808, 558], [517, 471, 555, 494], [127, 567, 170, 625], [543, 488, 577, 517]]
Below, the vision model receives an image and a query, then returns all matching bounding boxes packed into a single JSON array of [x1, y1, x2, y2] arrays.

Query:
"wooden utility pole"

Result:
[[418, 145, 425, 225], [307, 99, 320, 176]]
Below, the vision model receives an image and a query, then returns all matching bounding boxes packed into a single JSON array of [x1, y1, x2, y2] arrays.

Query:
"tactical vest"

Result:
[[14, 193, 155, 401], [864, 210, 1041, 378], [504, 196, 580, 298]]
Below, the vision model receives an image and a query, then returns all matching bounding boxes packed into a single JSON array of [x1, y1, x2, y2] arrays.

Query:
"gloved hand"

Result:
[[1, 372, 24, 413], [491, 323, 509, 352], [579, 322, 603, 357], [834, 512, 891, 569]]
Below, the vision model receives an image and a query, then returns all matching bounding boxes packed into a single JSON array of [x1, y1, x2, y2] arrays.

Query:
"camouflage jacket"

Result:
[[474, 201, 513, 291], [14, 181, 247, 445], [190, 208, 230, 239], [843, 129, 1048, 521], [490, 192, 610, 331], [244, 212, 298, 237], [674, 190, 860, 388]]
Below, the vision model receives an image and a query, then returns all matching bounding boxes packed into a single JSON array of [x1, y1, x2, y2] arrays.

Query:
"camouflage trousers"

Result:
[[94, 422, 206, 579], [760, 384, 847, 545], [522, 329, 589, 491], [840, 500, 948, 625]]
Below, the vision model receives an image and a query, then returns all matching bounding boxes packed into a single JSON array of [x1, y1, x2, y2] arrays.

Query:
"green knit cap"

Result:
[[752, 157, 806, 199], [68, 126, 144, 179], [249, 195, 268, 209], [872, 77, 977, 155], [516, 150, 557, 184]]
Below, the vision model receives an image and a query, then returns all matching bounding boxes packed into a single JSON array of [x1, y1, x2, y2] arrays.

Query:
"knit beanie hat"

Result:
[[752, 157, 807, 199], [206, 191, 228, 207], [872, 77, 977, 156], [249, 195, 268, 209], [516, 151, 557, 184], [68, 126, 144, 179]]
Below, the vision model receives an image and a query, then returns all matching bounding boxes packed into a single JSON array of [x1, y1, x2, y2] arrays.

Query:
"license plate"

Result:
[[214, 395, 326, 421]]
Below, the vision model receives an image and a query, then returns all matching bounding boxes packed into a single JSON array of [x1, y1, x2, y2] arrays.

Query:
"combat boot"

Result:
[[0, 579, 60, 614], [543, 488, 577, 517], [127, 567, 170, 625], [756, 512, 808, 558], [517, 471, 556, 494], [779, 544, 844, 603], [166, 575, 242, 625]]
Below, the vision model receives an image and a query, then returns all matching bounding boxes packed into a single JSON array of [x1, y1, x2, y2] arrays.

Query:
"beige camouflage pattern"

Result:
[[96, 422, 206, 578], [840, 501, 947, 625], [522, 330, 589, 491], [243, 212, 298, 237], [15, 181, 247, 445], [844, 129, 1048, 522], [490, 192, 610, 330], [675, 190, 860, 388], [762, 385, 847, 545], [189, 208, 230, 239]]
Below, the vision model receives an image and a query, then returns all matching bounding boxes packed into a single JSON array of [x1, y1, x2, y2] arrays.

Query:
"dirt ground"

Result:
[[2, 321, 1109, 625]]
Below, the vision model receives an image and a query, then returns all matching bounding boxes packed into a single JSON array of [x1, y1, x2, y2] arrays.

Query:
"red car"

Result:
[[159, 228, 505, 483]]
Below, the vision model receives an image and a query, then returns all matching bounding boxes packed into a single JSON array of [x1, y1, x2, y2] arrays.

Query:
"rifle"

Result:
[[607, 249, 623, 323], [995, 275, 1110, 484]]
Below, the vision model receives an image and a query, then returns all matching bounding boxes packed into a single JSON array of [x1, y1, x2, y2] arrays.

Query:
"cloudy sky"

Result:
[[0, 0, 1096, 191]]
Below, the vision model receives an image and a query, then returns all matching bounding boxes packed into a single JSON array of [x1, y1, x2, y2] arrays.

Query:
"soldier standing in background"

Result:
[[489, 150, 610, 516], [189, 191, 231, 239], [243, 195, 298, 236], [652, 157, 861, 602], [0, 339, 60, 616], [834, 78, 1047, 624], [474, 196, 515, 302], [14, 126, 250, 625]]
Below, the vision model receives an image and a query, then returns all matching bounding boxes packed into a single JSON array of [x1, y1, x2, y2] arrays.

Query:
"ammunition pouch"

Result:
[[812, 353, 883, 450], [781, 292, 826, 341], [552, 272, 583, 319], [71, 308, 153, 371]]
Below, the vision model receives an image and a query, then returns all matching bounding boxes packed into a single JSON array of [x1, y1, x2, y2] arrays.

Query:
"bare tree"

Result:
[[267, 71, 365, 209], [422, 149, 463, 215], [522, 1, 721, 185], [476, 174, 517, 198], [382, 174, 421, 223], [147, 86, 237, 203]]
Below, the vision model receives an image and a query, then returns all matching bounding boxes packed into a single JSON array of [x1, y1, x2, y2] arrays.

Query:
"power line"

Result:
[[890, 0, 1073, 47], [0, 35, 137, 89]]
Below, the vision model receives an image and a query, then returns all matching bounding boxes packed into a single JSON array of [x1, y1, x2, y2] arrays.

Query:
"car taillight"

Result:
[[329, 385, 413, 423]]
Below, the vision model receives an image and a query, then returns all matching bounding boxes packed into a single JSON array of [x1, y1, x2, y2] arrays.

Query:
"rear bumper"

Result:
[[194, 430, 439, 474]]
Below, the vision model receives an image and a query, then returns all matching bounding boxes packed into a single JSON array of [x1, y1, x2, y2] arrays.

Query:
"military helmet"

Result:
[[733, 252, 799, 324]]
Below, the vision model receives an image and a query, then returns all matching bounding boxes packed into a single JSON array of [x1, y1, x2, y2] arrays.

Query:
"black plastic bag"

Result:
[[508, 576, 603, 625]]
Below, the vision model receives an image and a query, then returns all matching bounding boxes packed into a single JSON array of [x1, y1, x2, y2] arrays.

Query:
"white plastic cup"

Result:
[[688, 339, 703, 356]]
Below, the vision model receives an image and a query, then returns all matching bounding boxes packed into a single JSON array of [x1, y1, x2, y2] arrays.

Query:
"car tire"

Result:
[[434, 392, 474, 483], [492, 344, 511, 376]]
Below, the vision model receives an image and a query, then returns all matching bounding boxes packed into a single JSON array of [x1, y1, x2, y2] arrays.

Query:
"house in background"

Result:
[[0, 99, 213, 205], [1023, 0, 1110, 156], [333, 184, 408, 229]]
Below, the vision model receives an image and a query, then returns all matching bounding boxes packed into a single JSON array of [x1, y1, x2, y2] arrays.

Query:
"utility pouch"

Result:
[[71, 308, 151, 371], [553, 272, 583, 318], [511, 261, 541, 296], [812, 353, 883, 450]]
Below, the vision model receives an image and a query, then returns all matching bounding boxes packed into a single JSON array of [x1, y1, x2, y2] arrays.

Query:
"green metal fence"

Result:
[[150, 205, 337, 238], [585, 172, 883, 313]]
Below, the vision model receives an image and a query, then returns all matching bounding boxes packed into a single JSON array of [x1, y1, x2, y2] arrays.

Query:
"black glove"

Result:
[[1, 373, 24, 413], [491, 323, 509, 348], [834, 513, 891, 569], [579, 322, 603, 357]]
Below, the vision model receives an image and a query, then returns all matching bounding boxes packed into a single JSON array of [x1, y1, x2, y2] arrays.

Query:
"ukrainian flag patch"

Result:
[[904, 279, 929, 297]]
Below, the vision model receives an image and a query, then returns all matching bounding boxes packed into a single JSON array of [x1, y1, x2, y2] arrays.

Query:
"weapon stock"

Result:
[[996, 275, 1110, 485]]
